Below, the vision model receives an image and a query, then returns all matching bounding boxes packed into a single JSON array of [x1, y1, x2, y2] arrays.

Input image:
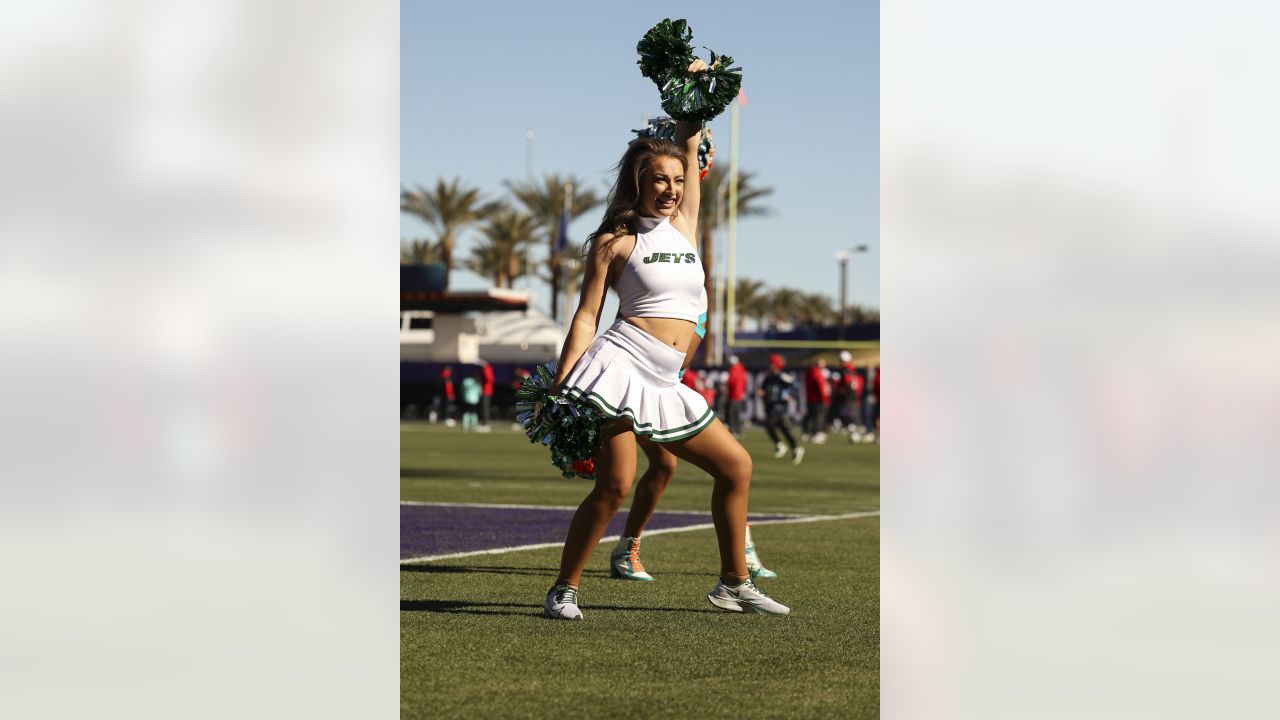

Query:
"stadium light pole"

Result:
[[835, 245, 869, 339], [525, 129, 534, 182]]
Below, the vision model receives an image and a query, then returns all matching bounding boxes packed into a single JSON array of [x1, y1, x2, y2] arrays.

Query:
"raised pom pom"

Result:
[[636, 19, 742, 122], [636, 18, 694, 83]]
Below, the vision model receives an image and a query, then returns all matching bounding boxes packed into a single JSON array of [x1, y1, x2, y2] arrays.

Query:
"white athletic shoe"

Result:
[[812, 432, 828, 444], [707, 578, 791, 615], [772, 442, 788, 459], [609, 536, 654, 581], [744, 524, 778, 579], [543, 585, 583, 620], [792, 447, 806, 465]]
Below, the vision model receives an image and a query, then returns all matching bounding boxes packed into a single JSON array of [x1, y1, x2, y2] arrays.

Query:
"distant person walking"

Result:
[[803, 358, 830, 444], [726, 355, 748, 436], [460, 372, 482, 432], [863, 365, 879, 441], [480, 361, 495, 432], [439, 366, 457, 427], [760, 354, 803, 464]]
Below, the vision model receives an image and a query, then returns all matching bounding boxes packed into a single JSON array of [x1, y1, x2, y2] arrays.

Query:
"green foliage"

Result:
[[401, 178, 497, 288], [465, 205, 538, 288], [400, 237, 440, 265], [697, 166, 773, 234]]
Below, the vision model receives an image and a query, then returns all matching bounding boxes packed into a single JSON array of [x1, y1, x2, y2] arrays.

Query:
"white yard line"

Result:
[[399, 510, 879, 564]]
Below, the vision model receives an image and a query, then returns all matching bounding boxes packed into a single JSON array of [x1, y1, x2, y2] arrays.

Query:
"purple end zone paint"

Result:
[[400, 505, 797, 560]]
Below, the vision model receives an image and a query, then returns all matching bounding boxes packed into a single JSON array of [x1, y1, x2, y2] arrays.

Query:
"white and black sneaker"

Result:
[[792, 447, 806, 465], [543, 585, 583, 620], [772, 442, 788, 459], [707, 578, 791, 615]]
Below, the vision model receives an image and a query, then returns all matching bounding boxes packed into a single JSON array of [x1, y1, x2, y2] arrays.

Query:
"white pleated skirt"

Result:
[[562, 319, 714, 443]]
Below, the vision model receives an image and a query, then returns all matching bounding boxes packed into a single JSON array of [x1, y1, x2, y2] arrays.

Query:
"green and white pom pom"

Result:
[[515, 362, 603, 479], [636, 18, 742, 122]]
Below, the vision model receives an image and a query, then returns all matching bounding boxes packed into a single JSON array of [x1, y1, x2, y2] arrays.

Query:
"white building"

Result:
[[400, 289, 565, 364]]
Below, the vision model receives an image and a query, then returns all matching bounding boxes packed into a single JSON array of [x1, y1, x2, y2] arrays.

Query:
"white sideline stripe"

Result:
[[398, 500, 811, 518], [399, 510, 879, 564]]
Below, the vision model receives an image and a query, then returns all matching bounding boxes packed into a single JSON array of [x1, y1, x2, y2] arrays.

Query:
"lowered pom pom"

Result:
[[516, 362, 603, 480], [569, 458, 596, 479]]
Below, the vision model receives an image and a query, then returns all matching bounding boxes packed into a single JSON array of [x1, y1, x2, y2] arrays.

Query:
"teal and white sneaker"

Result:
[[543, 585, 583, 620], [609, 536, 654, 581], [744, 523, 778, 578], [707, 578, 791, 615]]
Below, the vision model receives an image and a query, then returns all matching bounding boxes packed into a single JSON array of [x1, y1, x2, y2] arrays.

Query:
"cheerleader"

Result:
[[542, 58, 789, 620]]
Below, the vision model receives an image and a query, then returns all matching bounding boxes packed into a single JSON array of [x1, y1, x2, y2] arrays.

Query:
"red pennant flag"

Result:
[[737, 89, 748, 106]]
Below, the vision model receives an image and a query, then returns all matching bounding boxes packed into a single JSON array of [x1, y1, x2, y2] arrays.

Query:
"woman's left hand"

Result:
[[687, 58, 711, 74]]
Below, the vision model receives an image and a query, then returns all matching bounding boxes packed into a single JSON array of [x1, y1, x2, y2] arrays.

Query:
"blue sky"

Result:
[[401, 1, 879, 315]]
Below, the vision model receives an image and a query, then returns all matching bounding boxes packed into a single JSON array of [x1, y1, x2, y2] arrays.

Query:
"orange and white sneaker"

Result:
[[609, 536, 654, 581]]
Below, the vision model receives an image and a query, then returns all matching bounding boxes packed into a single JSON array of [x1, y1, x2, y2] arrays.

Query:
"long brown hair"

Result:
[[583, 137, 688, 256]]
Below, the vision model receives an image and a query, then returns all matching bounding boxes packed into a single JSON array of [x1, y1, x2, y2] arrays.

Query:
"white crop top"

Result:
[[614, 215, 705, 324]]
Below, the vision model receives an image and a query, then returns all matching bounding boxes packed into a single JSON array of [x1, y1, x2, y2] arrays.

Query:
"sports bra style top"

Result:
[[614, 215, 704, 324]]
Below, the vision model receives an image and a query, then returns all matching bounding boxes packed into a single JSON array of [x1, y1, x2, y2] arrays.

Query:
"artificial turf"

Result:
[[401, 424, 879, 719]]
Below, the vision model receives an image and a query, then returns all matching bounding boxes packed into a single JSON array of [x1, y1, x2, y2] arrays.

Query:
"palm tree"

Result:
[[847, 304, 880, 325], [400, 237, 440, 265], [765, 287, 802, 331], [697, 166, 773, 360], [795, 292, 837, 327], [464, 207, 538, 288], [400, 178, 497, 289], [730, 277, 767, 331], [463, 242, 505, 288], [503, 174, 603, 319]]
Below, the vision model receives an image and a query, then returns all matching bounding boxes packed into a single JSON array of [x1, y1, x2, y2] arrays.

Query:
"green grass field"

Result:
[[401, 424, 879, 719]]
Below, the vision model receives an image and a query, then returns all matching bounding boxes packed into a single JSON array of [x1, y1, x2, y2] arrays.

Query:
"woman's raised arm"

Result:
[[673, 58, 712, 240]]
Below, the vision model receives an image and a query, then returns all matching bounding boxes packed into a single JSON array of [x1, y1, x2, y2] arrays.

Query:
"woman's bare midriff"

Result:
[[623, 316, 696, 353]]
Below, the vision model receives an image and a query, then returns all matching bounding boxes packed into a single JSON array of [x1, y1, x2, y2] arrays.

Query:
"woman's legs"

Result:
[[661, 419, 753, 583], [624, 437, 678, 538], [554, 420, 638, 588]]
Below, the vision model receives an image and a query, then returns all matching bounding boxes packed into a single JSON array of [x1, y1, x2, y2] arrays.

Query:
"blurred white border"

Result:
[[0, 2, 398, 717], [884, 1, 1280, 718]]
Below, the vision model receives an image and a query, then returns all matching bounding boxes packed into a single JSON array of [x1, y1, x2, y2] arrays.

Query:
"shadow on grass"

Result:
[[401, 599, 721, 616], [399, 564, 708, 578], [400, 467, 547, 481], [401, 564, 578, 577]]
